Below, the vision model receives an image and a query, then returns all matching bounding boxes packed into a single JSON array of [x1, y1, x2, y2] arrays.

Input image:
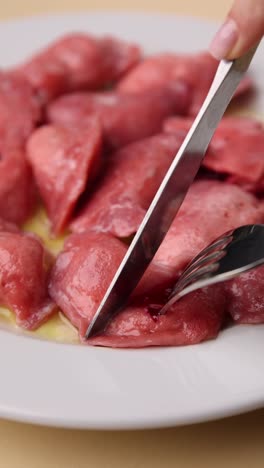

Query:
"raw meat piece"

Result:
[[49, 231, 226, 346], [70, 133, 184, 237], [0, 232, 56, 329], [27, 118, 102, 234], [0, 141, 36, 225], [0, 71, 40, 143], [47, 85, 190, 150], [15, 33, 141, 103], [88, 286, 226, 348], [49, 232, 127, 336], [164, 116, 264, 193], [153, 180, 264, 275], [118, 52, 252, 116], [204, 117, 264, 191], [226, 266, 264, 324]]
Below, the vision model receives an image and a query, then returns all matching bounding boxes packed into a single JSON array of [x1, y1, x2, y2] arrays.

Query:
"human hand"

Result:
[[210, 0, 264, 59]]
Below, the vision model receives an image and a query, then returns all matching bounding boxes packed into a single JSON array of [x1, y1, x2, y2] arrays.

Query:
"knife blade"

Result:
[[86, 46, 257, 339]]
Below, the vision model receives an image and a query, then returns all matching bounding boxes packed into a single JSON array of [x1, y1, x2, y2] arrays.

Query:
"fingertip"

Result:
[[209, 18, 239, 60]]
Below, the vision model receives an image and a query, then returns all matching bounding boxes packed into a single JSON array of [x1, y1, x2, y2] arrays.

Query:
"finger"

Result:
[[210, 0, 264, 60]]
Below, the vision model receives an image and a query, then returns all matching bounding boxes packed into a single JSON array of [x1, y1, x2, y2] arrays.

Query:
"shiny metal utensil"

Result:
[[160, 224, 264, 315], [86, 46, 258, 339]]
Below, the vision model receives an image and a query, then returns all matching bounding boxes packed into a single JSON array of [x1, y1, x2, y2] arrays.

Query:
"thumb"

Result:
[[210, 0, 264, 60]]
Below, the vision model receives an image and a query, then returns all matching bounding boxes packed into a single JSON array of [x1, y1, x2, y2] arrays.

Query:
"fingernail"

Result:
[[209, 18, 239, 60]]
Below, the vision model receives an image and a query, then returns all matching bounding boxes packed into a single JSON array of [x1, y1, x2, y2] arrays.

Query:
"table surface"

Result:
[[1, 1, 264, 467]]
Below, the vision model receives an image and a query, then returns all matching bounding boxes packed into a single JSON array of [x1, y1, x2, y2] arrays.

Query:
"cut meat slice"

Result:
[[49, 232, 128, 335], [47, 85, 190, 150], [226, 266, 264, 324], [164, 116, 264, 193], [27, 118, 103, 234], [0, 141, 36, 225], [88, 286, 226, 348], [118, 52, 252, 116], [70, 133, 184, 237], [15, 33, 141, 103], [0, 72, 41, 144], [0, 232, 56, 329], [49, 231, 226, 346], [153, 180, 264, 275]]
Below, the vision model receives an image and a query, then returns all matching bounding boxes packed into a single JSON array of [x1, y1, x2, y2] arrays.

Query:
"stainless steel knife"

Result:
[[86, 46, 258, 339]]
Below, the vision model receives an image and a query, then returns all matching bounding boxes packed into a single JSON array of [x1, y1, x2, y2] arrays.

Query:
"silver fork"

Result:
[[160, 224, 264, 314]]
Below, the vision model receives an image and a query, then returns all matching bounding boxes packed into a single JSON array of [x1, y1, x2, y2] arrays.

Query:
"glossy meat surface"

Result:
[[0, 142, 36, 225], [118, 52, 252, 116], [71, 133, 183, 237], [27, 118, 103, 234], [154, 180, 264, 275], [0, 71, 41, 143], [48, 85, 189, 150], [226, 266, 264, 324], [16, 33, 141, 103], [0, 232, 56, 329], [164, 116, 264, 193], [49, 232, 127, 335]]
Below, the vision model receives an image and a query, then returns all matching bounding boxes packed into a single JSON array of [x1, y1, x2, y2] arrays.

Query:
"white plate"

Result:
[[0, 12, 264, 430]]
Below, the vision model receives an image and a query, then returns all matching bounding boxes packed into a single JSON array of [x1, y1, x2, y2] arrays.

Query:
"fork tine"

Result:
[[191, 234, 232, 263], [178, 249, 227, 284], [171, 261, 219, 298], [161, 262, 219, 315], [179, 234, 232, 281]]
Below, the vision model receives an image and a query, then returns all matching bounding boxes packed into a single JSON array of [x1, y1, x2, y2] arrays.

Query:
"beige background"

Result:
[[1, 1, 264, 467]]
